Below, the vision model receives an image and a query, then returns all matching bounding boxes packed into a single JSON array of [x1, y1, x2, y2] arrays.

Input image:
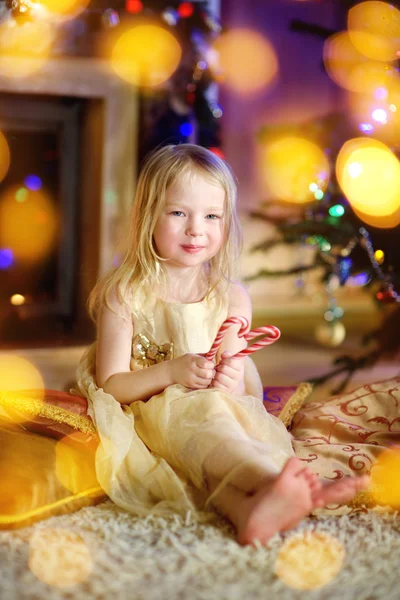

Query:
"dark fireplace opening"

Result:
[[0, 93, 99, 348]]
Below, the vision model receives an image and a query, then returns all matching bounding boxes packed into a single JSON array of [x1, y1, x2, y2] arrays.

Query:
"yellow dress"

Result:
[[76, 294, 294, 517]]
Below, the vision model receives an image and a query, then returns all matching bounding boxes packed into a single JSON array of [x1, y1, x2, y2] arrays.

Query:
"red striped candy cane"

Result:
[[204, 316, 249, 361], [234, 325, 280, 358], [205, 316, 280, 362]]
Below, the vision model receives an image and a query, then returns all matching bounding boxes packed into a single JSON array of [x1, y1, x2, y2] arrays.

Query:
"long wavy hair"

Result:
[[88, 144, 242, 321]]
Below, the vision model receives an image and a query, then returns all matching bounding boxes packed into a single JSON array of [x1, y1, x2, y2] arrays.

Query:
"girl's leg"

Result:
[[206, 459, 370, 547], [207, 457, 316, 545]]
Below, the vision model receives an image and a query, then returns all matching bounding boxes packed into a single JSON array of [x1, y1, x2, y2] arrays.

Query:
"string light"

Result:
[[10, 294, 25, 306], [125, 0, 143, 14], [179, 122, 193, 137], [0, 248, 13, 270], [359, 227, 399, 303], [178, 2, 194, 18], [329, 204, 345, 217], [24, 175, 42, 191], [15, 188, 28, 203], [314, 189, 324, 200]]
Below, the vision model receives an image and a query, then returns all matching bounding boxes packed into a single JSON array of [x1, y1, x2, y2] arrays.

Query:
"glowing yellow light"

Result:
[[10, 294, 25, 306], [323, 31, 371, 92], [0, 186, 58, 264], [275, 531, 345, 590], [55, 432, 99, 494], [346, 73, 400, 144], [370, 447, 400, 507], [348, 1, 400, 62], [0, 18, 54, 79], [0, 355, 44, 423], [40, 0, 90, 18], [29, 529, 92, 587], [352, 204, 400, 229], [336, 138, 400, 227], [0, 355, 43, 392], [374, 249, 385, 264], [15, 188, 28, 202], [259, 136, 330, 203], [211, 28, 278, 95], [0, 130, 10, 183], [110, 24, 181, 87]]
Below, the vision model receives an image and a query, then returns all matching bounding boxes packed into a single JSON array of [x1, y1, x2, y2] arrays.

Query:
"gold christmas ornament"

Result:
[[275, 530, 345, 590], [314, 321, 346, 347]]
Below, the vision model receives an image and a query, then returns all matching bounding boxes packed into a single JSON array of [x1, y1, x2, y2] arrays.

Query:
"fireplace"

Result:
[[0, 58, 138, 348]]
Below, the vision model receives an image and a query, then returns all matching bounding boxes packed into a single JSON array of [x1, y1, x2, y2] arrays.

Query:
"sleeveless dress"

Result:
[[76, 294, 295, 517]]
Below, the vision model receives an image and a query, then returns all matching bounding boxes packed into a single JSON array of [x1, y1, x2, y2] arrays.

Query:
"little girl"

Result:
[[76, 144, 368, 546]]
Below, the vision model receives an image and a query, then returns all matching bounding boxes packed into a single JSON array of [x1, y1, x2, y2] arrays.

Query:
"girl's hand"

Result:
[[211, 351, 245, 394], [169, 353, 216, 389]]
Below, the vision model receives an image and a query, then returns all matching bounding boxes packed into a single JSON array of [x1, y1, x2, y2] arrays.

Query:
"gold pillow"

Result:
[[0, 391, 105, 530]]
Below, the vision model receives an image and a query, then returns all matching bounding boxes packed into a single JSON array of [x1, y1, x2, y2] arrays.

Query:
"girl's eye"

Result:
[[206, 214, 221, 220], [171, 211, 185, 217]]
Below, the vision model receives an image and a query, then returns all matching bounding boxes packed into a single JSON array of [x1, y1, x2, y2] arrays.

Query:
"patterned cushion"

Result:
[[0, 389, 95, 441], [291, 377, 400, 513], [263, 383, 313, 427]]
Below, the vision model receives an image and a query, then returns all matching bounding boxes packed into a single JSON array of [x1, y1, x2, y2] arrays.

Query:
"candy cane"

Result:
[[205, 316, 280, 362], [234, 325, 280, 358], [204, 316, 249, 361]]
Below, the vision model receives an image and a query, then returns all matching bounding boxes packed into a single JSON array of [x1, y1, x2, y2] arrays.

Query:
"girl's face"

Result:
[[153, 170, 226, 270]]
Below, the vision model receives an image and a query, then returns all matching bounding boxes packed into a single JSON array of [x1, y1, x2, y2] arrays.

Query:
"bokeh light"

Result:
[[110, 24, 182, 87], [336, 138, 400, 228], [126, 0, 143, 14], [0, 18, 54, 79], [0, 248, 13, 270], [323, 31, 399, 94], [0, 186, 58, 264], [10, 294, 25, 306], [39, 0, 90, 18], [0, 355, 43, 393], [24, 175, 43, 192], [324, 31, 370, 92], [29, 528, 92, 587], [55, 432, 99, 494], [0, 355, 44, 423], [347, 73, 400, 144], [348, 1, 400, 62], [275, 531, 345, 590], [259, 136, 330, 203], [0, 131, 10, 183], [210, 28, 278, 95], [370, 447, 400, 507]]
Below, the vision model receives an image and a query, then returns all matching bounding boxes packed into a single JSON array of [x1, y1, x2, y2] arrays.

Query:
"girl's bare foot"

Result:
[[312, 475, 370, 508], [236, 457, 316, 546]]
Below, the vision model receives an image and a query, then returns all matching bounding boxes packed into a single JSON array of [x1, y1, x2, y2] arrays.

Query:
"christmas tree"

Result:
[[249, 1, 400, 392]]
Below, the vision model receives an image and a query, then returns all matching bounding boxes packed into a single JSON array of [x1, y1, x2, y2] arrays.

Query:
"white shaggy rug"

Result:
[[1, 501, 400, 600]]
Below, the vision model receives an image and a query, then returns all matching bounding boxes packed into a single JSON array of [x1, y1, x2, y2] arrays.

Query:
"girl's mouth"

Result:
[[181, 245, 205, 253]]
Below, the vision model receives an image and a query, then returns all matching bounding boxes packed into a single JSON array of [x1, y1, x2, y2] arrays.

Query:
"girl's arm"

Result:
[[96, 292, 214, 404], [211, 282, 252, 395]]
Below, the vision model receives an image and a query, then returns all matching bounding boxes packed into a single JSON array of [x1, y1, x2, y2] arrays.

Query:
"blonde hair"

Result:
[[88, 144, 242, 321]]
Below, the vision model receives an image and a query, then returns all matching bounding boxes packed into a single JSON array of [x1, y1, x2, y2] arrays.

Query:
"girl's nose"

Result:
[[186, 219, 203, 237]]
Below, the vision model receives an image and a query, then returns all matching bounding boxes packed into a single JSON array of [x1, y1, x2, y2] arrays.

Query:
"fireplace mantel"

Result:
[[0, 58, 138, 342], [0, 57, 138, 275]]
